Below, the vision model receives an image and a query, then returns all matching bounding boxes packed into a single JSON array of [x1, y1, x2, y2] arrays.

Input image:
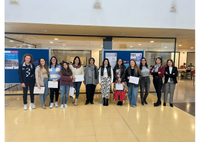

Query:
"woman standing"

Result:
[[99, 58, 113, 106], [35, 57, 49, 109], [150, 57, 165, 107], [69, 56, 84, 106], [84, 57, 99, 105], [139, 57, 150, 105], [49, 56, 61, 109], [113, 58, 128, 106], [164, 59, 178, 107], [60, 61, 74, 109], [126, 59, 141, 107], [18, 54, 35, 110]]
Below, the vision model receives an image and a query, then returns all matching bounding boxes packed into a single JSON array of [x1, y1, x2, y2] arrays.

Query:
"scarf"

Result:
[[88, 65, 95, 78], [72, 64, 81, 69], [153, 63, 161, 72]]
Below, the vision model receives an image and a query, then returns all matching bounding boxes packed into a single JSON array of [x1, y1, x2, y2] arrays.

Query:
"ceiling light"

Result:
[[164, 46, 167, 48], [130, 46, 133, 47], [9, 40, 14, 42], [50, 41, 53, 43], [178, 44, 182, 46], [54, 38, 59, 40], [150, 41, 154, 43], [121, 32, 125, 34], [42, 30, 47, 32], [191, 47, 193, 49], [138, 44, 141, 46]]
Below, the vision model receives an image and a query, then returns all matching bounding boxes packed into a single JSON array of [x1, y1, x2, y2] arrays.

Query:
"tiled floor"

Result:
[[173, 102, 195, 116], [5, 92, 195, 142]]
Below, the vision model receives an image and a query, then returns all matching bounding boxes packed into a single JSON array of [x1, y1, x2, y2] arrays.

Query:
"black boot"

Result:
[[141, 100, 144, 106], [154, 101, 161, 107], [106, 99, 109, 106], [119, 101, 123, 106], [163, 102, 166, 106], [117, 101, 120, 105], [144, 100, 148, 105], [170, 103, 173, 107], [103, 98, 106, 106]]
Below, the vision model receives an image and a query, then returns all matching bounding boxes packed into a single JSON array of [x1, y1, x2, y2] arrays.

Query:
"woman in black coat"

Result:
[[163, 59, 178, 107]]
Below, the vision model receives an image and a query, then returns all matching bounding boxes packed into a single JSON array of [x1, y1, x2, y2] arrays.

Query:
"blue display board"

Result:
[[103, 50, 144, 68], [5, 48, 49, 83]]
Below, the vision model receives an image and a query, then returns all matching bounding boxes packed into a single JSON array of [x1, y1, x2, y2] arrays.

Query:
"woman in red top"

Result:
[[150, 57, 165, 107]]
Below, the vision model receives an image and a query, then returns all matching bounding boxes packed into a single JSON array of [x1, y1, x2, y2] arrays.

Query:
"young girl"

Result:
[[60, 61, 73, 109]]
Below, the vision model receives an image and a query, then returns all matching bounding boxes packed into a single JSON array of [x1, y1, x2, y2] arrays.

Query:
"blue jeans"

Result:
[[73, 82, 82, 99], [60, 85, 70, 104], [128, 84, 139, 106], [39, 78, 49, 106]]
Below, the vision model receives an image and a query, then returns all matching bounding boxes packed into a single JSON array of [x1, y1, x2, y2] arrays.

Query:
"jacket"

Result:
[[35, 65, 48, 86], [113, 65, 126, 82], [84, 64, 99, 85], [150, 65, 165, 78], [164, 66, 178, 84], [126, 67, 141, 87], [60, 70, 73, 87], [18, 62, 35, 84], [100, 65, 111, 77]]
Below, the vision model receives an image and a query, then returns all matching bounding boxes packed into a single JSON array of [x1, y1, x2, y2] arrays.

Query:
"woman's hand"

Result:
[[38, 85, 41, 89], [54, 79, 58, 82], [173, 73, 175, 75], [73, 76, 76, 79], [110, 82, 113, 86], [70, 76, 72, 79], [158, 72, 161, 74], [21, 83, 25, 88], [128, 77, 130, 80], [99, 83, 101, 86], [165, 72, 168, 74]]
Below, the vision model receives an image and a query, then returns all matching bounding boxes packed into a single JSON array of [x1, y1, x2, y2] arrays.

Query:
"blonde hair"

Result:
[[128, 59, 141, 75]]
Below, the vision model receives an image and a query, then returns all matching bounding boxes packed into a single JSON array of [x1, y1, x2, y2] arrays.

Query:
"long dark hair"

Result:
[[166, 59, 175, 67], [38, 57, 49, 73], [155, 57, 162, 65], [101, 58, 111, 68], [140, 57, 148, 70], [49, 56, 58, 68], [114, 58, 125, 69], [22, 54, 33, 64], [61, 61, 72, 76], [127, 59, 140, 75], [72, 56, 81, 65]]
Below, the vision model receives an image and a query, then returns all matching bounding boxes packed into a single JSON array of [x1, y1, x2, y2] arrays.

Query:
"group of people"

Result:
[[18, 53, 178, 110]]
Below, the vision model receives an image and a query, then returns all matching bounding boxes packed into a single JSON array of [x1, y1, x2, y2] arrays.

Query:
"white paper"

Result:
[[48, 81, 58, 88], [69, 87, 75, 97], [33, 87, 45, 94], [75, 75, 84, 82], [116, 84, 123, 90], [129, 76, 139, 84]]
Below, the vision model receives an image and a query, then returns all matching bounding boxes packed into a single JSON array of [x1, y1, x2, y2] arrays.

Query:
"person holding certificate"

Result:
[[99, 58, 113, 106], [49, 56, 61, 109], [113, 58, 128, 106], [84, 57, 99, 105], [35, 57, 49, 109], [60, 61, 74, 109], [18, 54, 36, 110], [126, 59, 141, 107], [139, 57, 150, 105], [69, 56, 84, 106], [150, 57, 165, 107]]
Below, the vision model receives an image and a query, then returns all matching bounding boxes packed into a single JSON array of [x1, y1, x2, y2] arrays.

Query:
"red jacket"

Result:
[[150, 65, 165, 78], [60, 71, 74, 87]]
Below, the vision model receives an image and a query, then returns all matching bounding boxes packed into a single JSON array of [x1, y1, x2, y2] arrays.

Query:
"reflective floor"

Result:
[[5, 92, 195, 142]]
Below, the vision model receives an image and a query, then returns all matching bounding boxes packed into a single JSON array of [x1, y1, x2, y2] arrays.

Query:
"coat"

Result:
[[164, 66, 178, 84]]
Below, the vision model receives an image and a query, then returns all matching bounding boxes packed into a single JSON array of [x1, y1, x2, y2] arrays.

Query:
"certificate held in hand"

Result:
[[48, 81, 58, 88], [116, 83, 123, 90], [34, 87, 45, 94], [75, 75, 84, 82], [129, 76, 139, 84]]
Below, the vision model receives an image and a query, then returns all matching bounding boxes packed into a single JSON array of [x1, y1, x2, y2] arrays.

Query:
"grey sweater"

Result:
[[84, 65, 99, 85], [141, 66, 150, 77]]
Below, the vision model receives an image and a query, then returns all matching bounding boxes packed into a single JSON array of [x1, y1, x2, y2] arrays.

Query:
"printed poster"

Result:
[[105, 53, 117, 69], [130, 53, 142, 66], [5, 51, 19, 69]]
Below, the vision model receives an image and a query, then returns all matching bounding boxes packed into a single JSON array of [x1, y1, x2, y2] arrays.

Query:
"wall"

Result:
[[5, 0, 195, 29], [177, 48, 195, 67]]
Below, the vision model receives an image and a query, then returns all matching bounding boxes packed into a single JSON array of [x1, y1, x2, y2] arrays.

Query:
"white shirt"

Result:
[[168, 67, 173, 82], [99, 66, 113, 83]]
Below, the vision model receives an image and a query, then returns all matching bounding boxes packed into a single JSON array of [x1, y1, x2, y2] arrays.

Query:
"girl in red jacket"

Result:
[[150, 57, 165, 107]]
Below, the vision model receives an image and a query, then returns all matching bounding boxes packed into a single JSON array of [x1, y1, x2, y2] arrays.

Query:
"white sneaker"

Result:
[[65, 104, 68, 109], [55, 102, 58, 107], [31, 103, 36, 109], [50, 103, 54, 109], [24, 105, 28, 110], [74, 99, 78, 106], [60, 104, 63, 109]]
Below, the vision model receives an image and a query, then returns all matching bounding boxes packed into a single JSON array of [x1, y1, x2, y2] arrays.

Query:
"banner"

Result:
[[5, 51, 19, 69]]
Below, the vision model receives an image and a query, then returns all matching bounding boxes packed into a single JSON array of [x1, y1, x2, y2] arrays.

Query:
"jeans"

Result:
[[73, 82, 82, 99], [39, 78, 49, 106], [140, 76, 150, 103], [128, 84, 139, 106], [23, 78, 35, 104], [153, 77, 163, 103], [50, 81, 60, 103], [164, 82, 176, 104], [60, 85, 70, 104], [86, 84, 96, 103]]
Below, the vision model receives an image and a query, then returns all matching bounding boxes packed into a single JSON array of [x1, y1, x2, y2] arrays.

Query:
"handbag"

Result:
[[114, 91, 126, 101]]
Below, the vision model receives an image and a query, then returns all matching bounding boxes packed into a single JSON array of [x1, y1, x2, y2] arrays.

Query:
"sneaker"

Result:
[[65, 104, 68, 108], [42, 105, 46, 109], [24, 105, 28, 110], [50, 103, 54, 109], [60, 104, 63, 109], [55, 102, 58, 107], [31, 103, 36, 109], [74, 99, 78, 106], [71, 97, 75, 103]]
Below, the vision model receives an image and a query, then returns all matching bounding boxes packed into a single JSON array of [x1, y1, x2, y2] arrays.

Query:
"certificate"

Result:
[[69, 87, 75, 97], [116, 83, 123, 90], [75, 75, 84, 82], [33, 87, 45, 94], [48, 81, 58, 88], [129, 76, 139, 84]]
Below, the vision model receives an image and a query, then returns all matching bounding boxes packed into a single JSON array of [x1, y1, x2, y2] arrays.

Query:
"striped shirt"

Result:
[[49, 65, 61, 81]]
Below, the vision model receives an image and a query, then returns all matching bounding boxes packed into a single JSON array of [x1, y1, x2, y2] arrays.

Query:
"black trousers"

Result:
[[50, 81, 60, 103], [140, 76, 150, 102], [86, 84, 96, 103], [23, 78, 35, 104], [153, 77, 163, 103]]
